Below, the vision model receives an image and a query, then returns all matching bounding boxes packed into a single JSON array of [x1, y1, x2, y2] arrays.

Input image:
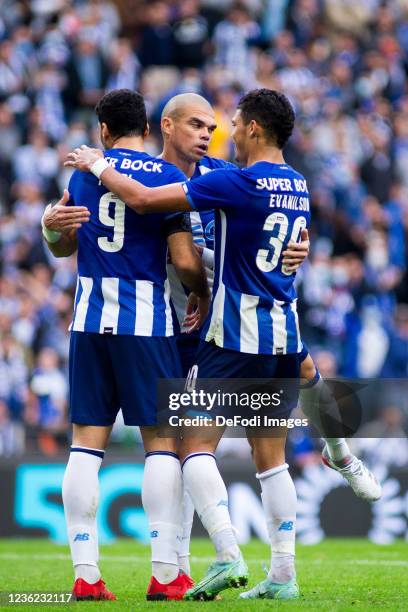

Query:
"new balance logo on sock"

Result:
[[74, 533, 90, 541], [278, 521, 294, 531], [150, 530, 159, 538]]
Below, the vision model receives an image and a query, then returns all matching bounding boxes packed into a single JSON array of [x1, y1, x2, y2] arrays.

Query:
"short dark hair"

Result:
[[237, 88, 295, 149], [95, 89, 147, 138]]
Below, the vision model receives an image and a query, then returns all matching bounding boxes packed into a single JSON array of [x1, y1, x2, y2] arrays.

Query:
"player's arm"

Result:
[[65, 147, 190, 214], [41, 189, 89, 257], [43, 227, 78, 258], [165, 215, 210, 331], [167, 232, 209, 298]]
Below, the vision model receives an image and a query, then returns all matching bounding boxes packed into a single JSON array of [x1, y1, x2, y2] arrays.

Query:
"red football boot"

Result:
[[73, 578, 117, 601], [180, 571, 195, 590], [146, 572, 191, 601]]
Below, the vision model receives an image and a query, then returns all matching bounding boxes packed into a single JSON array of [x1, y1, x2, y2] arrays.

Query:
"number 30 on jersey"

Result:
[[256, 212, 307, 275]]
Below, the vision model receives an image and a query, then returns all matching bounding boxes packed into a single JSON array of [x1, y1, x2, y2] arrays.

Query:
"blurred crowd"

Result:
[[0, 0, 407, 457]]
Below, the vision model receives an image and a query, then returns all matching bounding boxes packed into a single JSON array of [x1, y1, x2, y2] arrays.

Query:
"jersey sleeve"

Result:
[[217, 159, 236, 171], [160, 164, 189, 225], [67, 170, 78, 206], [163, 212, 192, 237], [162, 164, 186, 185], [182, 168, 236, 211], [66, 170, 83, 205]]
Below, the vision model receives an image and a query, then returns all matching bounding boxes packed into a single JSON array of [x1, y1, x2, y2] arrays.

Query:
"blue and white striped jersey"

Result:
[[168, 156, 233, 328], [183, 161, 311, 355], [68, 148, 185, 336]]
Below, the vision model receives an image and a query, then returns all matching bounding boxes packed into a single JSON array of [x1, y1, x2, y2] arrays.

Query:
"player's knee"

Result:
[[249, 437, 286, 474], [178, 439, 218, 462], [140, 425, 178, 455], [72, 424, 111, 450]]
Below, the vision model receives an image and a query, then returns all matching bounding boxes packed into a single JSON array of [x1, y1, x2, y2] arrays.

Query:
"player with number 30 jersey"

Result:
[[183, 162, 310, 355]]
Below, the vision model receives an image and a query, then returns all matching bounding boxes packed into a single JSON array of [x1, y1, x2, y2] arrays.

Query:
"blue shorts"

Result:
[[69, 332, 182, 426], [176, 332, 200, 377], [194, 340, 300, 419]]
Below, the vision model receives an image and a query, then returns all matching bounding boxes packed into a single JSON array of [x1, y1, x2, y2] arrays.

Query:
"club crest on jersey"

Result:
[[278, 521, 294, 531], [204, 220, 215, 243], [74, 532, 90, 541]]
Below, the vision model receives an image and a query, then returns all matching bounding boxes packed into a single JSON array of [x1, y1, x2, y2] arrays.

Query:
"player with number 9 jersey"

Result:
[[68, 150, 185, 337], [67, 147, 188, 428]]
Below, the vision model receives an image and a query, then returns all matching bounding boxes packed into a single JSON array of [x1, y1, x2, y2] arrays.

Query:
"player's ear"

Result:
[[161, 116, 172, 138], [144, 122, 150, 138], [100, 122, 109, 142], [248, 119, 258, 139]]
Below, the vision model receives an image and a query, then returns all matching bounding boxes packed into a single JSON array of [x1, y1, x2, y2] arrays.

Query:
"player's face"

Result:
[[231, 110, 249, 164], [167, 107, 217, 162]]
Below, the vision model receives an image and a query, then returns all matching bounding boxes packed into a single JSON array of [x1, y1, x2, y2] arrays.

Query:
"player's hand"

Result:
[[282, 229, 310, 273], [64, 145, 103, 171], [183, 292, 210, 333], [44, 189, 90, 231]]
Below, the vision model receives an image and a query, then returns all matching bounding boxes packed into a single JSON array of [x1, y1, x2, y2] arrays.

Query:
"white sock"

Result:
[[62, 446, 103, 583], [182, 453, 240, 563], [300, 374, 351, 462], [142, 452, 183, 584], [178, 487, 194, 575], [74, 565, 101, 583], [257, 464, 296, 584]]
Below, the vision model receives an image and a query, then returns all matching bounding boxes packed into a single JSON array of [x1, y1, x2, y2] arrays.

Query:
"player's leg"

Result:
[[63, 332, 117, 601], [299, 348, 350, 460], [181, 433, 248, 601], [112, 335, 188, 601], [63, 425, 112, 592], [175, 333, 201, 577], [179, 341, 248, 601], [299, 347, 381, 501], [179, 485, 195, 575], [240, 352, 300, 600], [140, 426, 185, 594], [241, 431, 299, 600]]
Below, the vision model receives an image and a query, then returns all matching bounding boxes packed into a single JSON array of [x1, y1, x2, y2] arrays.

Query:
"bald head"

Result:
[[161, 93, 214, 121], [161, 93, 217, 168]]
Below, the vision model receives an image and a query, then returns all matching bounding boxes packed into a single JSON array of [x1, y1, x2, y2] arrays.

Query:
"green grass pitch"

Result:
[[0, 539, 407, 611]]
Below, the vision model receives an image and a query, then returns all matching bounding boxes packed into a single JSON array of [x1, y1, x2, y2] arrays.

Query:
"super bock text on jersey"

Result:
[[67, 149, 185, 427], [182, 161, 311, 356]]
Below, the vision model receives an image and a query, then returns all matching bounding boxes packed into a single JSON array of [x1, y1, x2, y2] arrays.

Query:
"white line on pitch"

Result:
[[0, 553, 407, 567]]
